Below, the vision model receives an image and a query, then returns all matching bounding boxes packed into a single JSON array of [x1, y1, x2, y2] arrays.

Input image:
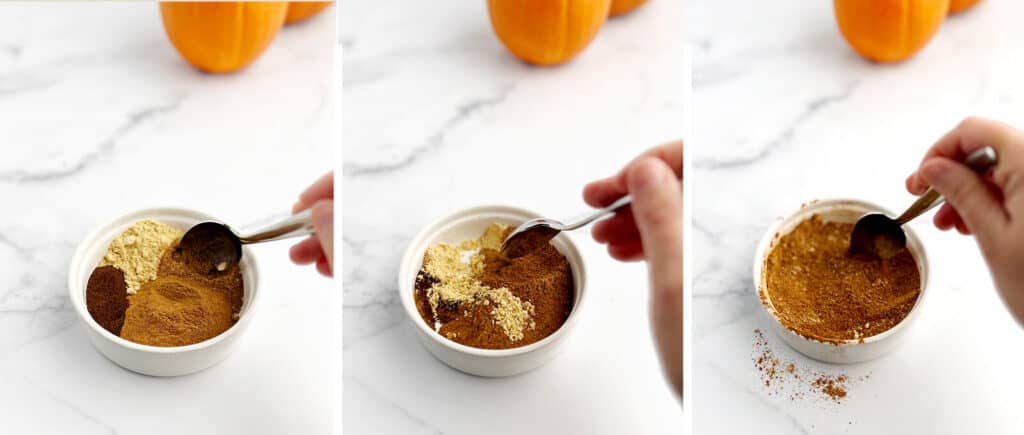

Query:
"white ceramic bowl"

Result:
[[399, 205, 587, 377], [753, 199, 930, 364], [69, 207, 260, 376]]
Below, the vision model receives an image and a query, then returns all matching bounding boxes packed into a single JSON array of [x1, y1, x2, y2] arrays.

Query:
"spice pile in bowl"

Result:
[[86, 220, 243, 347], [413, 223, 573, 349], [760, 214, 921, 344]]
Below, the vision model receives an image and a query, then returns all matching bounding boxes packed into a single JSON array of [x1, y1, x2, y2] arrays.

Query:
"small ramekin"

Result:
[[68, 207, 260, 376], [753, 199, 930, 364], [399, 205, 587, 377]]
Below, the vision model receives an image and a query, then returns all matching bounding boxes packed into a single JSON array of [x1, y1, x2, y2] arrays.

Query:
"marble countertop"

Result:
[[340, 0, 683, 433], [692, 0, 1024, 433], [0, 4, 334, 434]]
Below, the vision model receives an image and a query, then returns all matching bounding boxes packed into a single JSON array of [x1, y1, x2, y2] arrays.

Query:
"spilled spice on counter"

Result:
[[814, 374, 849, 401], [761, 214, 921, 344], [752, 329, 866, 403], [414, 223, 573, 349]]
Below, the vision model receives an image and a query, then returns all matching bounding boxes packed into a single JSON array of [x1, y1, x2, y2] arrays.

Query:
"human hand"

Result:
[[906, 117, 1024, 327], [583, 141, 683, 397], [290, 172, 334, 278]]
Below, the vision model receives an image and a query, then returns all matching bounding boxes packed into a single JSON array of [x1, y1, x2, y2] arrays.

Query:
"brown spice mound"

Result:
[[475, 246, 573, 346], [85, 266, 129, 335], [414, 224, 574, 349], [762, 214, 921, 343], [119, 239, 244, 347]]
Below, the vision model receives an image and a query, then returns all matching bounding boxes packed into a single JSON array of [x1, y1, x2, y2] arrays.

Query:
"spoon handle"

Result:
[[560, 195, 633, 231], [238, 209, 315, 244], [895, 146, 999, 225]]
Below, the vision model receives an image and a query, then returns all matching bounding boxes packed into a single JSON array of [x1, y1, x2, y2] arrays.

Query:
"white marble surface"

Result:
[[340, 0, 684, 433], [692, 0, 1024, 433], [0, 4, 334, 434]]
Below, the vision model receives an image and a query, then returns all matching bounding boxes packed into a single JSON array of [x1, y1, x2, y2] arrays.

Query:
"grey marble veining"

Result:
[[343, 84, 515, 176], [0, 4, 334, 434], [694, 1, 1024, 433], [341, 1, 684, 433]]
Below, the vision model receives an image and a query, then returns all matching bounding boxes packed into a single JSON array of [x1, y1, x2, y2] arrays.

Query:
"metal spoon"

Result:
[[501, 195, 633, 258], [176, 209, 315, 274], [850, 146, 998, 259]]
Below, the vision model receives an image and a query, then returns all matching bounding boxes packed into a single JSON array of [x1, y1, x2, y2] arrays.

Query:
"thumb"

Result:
[[920, 157, 1007, 247], [310, 200, 334, 272], [626, 156, 683, 396], [626, 157, 683, 274]]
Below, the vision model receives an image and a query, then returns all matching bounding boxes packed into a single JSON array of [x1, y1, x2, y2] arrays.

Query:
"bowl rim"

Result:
[[752, 198, 931, 347], [68, 206, 261, 354], [399, 204, 587, 358]]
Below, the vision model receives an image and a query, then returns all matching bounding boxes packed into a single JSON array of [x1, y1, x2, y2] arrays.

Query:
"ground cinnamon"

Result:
[[414, 223, 573, 349], [120, 243, 243, 347], [761, 214, 921, 343]]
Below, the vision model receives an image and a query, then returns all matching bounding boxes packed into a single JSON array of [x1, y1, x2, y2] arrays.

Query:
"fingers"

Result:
[[316, 256, 333, 277], [311, 200, 334, 275], [920, 157, 1008, 247], [584, 174, 628, 208], [908, 117, 1014, 195], [583, 141, 683, 208], [293, 172, 335, 213], [906, 172, 928, 196], [649, 140, 683, 178], [290, 236, 324, 264], [626, 155, 684, 398], [592, 209, 640, 244], [626, 156, 683, 295], [607, 239, 645, 262], [926, 117, 1013, 162], [593, 204, 643, 261], [932, 203, 966, 232]]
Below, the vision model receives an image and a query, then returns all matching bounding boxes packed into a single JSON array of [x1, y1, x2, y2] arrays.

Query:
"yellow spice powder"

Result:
[[100, 219, 183, 294], [422, 223, 536, 342]]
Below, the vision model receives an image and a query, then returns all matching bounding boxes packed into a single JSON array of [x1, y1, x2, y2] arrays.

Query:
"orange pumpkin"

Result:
[[949, 0, 981, 14], [160, 2, 288, 73], [610, 0, 648, 16], [285, 2, 332, 24], [834, 0, 949, 63], [487, 0, 612, 66]]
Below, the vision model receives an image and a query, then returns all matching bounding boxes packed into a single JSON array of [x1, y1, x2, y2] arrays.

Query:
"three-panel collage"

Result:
[[3, 1, 1023, 434]]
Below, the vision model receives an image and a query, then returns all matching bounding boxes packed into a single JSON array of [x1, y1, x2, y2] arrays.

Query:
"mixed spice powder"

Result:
[[761, 214, 921, 344]]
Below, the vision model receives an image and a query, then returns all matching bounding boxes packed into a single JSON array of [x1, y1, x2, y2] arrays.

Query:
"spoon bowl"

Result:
[[500, 219, 563, 259], [178, 221, 243, 274], [179, 208, 316, 273], [500, 195, 633, 258], [849, 146, 997, 260], [849, 212, 906, 259]]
